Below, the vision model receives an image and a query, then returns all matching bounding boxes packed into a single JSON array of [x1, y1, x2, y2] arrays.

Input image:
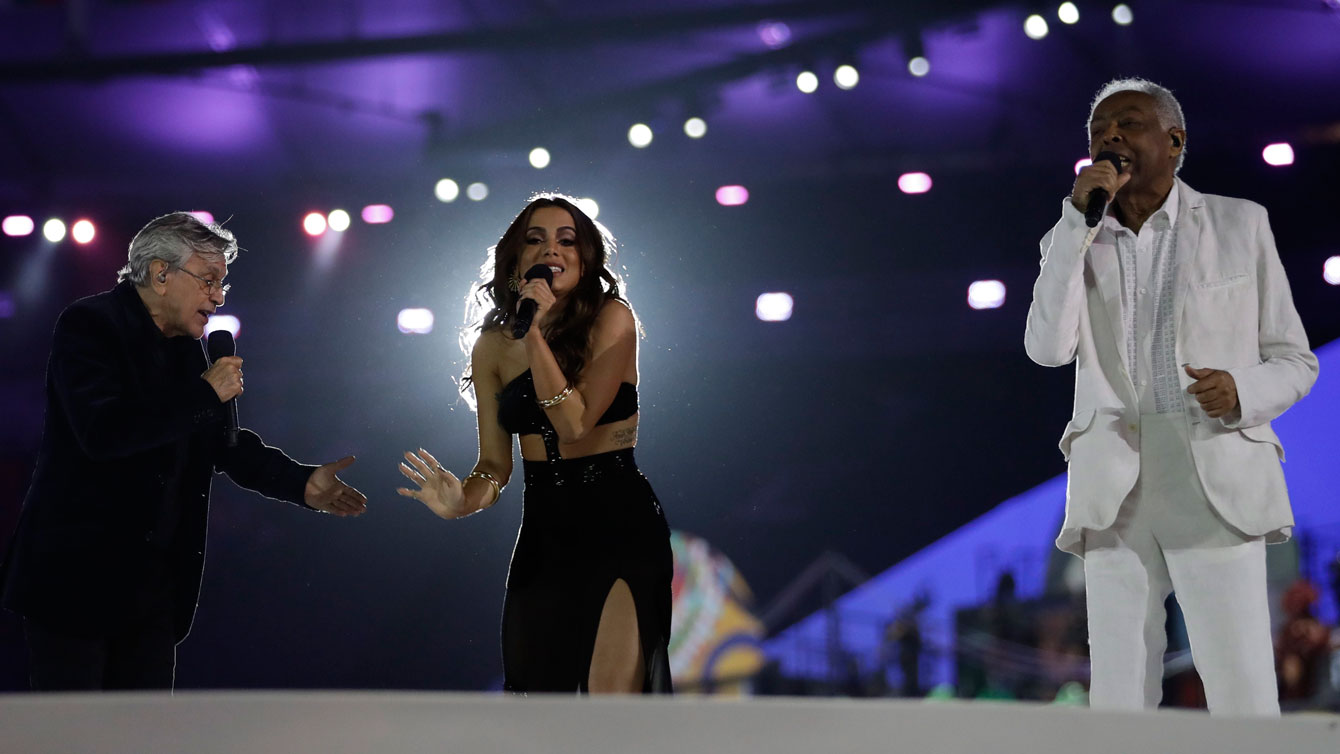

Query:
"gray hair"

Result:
[[117, 212, 239, 285], [1088, 77, 1187, 174]]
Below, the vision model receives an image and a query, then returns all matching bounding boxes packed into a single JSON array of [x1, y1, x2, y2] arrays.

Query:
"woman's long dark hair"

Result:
[[459, 194, 631, 407]]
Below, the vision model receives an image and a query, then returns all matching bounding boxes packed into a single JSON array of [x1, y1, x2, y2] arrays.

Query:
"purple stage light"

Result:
[[1262, 143, 1294, 166], [757, 21, 791, 48], [968, 280, 1007, 310], [362, 204, 394, 224], [0, 292, 13, 319], [1324, 256, 1340, 286], [2, 215, 34, 237], [755, 293, 793, 322], [189, 211, 215, 224], [205, 314, 241, 338], [397, 308, 434, 334], [898, 172, 933, 194], [715, 185, 749, 206], [1074, 157, 1093, 175]]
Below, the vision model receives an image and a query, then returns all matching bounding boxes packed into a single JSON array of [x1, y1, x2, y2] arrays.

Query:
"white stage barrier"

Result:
[[1, 692, 1337, 753]]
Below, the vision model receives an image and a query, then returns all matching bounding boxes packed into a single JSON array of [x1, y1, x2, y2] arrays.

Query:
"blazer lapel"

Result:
[[1086, 235, 1127, 372], [1173, 179, 1206, 333]]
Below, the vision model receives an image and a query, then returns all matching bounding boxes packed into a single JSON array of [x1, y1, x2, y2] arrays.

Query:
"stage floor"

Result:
[[1, 692, 1337, 753]]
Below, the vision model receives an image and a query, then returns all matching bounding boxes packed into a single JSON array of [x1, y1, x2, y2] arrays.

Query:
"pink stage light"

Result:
[[189, 211, 216, 224], [397, 308, 435, 334], [303, 212, 327, 236], [1074, 158, 1093, 175], [2, 215, 35, 237], [362, 204, 394, 224], [715, 185, 749, 207], [71, 219, 96, 245], [1262, 143, 1294, 167], [898, 172, 932, 194]]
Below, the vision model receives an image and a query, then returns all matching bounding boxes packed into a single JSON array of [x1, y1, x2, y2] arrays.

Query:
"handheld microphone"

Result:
[[206, 330, 240, 448], [1083, 151, 1124, 228], [511, 264, 555, 339]]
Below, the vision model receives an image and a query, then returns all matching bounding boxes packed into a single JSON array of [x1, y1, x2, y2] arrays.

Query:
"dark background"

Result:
[[0, 0, 1337, 690]]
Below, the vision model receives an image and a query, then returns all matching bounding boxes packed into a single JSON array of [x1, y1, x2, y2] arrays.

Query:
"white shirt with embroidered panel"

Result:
[[1101, 180, 1183, 415]]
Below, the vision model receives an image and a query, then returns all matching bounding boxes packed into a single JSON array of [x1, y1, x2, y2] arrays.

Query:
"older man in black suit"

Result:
[[0, 212, 367, 690]]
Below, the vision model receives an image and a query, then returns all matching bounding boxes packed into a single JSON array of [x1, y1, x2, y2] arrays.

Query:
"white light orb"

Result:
[[397, 308, 435, 335], [755, 292, 794, 322], [43, 218, 66, 242], [628, 123, 654, 148], [968, 280, 1007, 310], [575, 197, 600, 220], [205, 314, 241, 338], [529, 147, 551, 169], [834, 64, 860, 90], [908, 56, 930, 77], [435, 178, 460, 203], [1058, 2, 1080, 24], [795, 70, 819, 94], [327, 209, 351, 232], [684, 117, 707, 139], [1025, 14, 1050, 39], [303, 212, 327, 236], [1112, 4, 1134, 25], [467, 182, 489, 201]]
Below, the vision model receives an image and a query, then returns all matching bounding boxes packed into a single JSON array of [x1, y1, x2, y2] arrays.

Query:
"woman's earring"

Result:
[[507, 274, 522, 293]]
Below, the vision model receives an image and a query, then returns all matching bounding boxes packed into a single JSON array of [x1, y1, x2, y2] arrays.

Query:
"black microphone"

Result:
[[206, 330, 240, 448], [511, 264, 555, 339], [1083, 151, 1124, 228]]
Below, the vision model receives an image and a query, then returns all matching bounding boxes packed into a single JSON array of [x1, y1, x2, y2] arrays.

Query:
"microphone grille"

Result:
[[207, 329, 236, 362]]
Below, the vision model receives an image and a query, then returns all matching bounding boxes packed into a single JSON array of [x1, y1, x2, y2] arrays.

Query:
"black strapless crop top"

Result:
[[497, 369, 638, 436]]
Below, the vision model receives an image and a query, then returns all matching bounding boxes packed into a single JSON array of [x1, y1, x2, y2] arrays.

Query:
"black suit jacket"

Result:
[[1, 281, 315, 641]]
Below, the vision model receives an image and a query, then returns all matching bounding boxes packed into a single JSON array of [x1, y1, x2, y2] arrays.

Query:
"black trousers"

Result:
[[23, 552, 178, 691]]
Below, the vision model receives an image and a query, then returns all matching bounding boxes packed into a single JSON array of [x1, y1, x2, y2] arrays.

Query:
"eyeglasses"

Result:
[[175, 267, 230, 297]]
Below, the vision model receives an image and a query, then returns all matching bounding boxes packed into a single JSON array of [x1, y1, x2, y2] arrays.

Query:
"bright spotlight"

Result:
[[43, 218, 67, 243], [575, 197, 600, 220], [327, 209, 351, 232], [397, 308, 435, 335], [908, 56, 930, 77], [529, 147, 551, 169], [1024, 14, 1050, 39], [755, 292, 793, 322], [71, 219, 96, 245], [467, 182, 489, 201], [2, 215, 34, 237], [1324, 256, 1340, 286], [897, 172, 933, 194], [435, 179, 460, 203], [796, 70, 819, 94], [715, 185, 749, 207], [303, 212, 327, 236], [968, 280, 1007, 310], [684, 117, 707, 139], [361, 204, 394, 224], [834, 64, 860, 90], [1112, 4, 1133, 25], [1262, 143, 1295, 167], [628, 123, 654, 148], [1058, 2, 1080, 24], [188, 211, 215, 224], [1074, 157, 1093, 175], [205, 314, 241, 338], [757, 20, 792, 48]]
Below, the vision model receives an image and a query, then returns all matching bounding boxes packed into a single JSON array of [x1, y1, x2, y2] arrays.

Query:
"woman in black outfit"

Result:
[[399, 194, 672, 694]]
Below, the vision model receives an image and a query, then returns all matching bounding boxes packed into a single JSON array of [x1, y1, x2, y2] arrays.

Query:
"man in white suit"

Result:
[[1025, 78, 1317, 715]]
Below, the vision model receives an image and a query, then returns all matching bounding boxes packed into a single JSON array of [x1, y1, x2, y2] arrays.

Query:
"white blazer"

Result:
[[1025, 179, 1318, 556]]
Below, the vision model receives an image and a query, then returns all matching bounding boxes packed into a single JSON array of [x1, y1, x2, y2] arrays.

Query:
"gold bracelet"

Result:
[[536, 384, 573, 409], [465, 470, 501, 505]]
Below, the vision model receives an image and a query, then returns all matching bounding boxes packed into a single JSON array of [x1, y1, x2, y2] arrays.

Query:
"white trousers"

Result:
[[1082, 413, 1279, 716]]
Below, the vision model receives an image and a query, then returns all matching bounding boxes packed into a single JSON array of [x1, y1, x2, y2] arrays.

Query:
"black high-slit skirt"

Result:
[[502, 448, 673, 693]]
